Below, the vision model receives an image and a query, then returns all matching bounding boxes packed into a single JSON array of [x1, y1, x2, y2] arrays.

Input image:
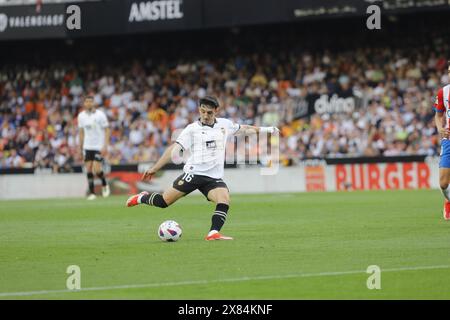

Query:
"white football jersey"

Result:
[[175, 118, 240, 179], [77, 109, 109, 151]]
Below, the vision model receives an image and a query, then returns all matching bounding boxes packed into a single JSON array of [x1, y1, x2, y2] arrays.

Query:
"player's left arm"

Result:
[[235, 124, 280, 135]]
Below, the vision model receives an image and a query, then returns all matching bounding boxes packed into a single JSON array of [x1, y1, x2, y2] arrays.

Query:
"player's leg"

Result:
[[438, 138, 450, 219], [439, 167, 450, 220], [204, 186, 233, 240], [126, 173, 194, 208], [85, 160, 96, 200], [139, 187, 186, 207], [93, 158, 110, 197]]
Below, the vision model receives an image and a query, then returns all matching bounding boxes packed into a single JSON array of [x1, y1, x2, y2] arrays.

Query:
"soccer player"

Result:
[[434, 61, 450, 220], [126, 96, 279, 240], [78, 95, 111, 200]]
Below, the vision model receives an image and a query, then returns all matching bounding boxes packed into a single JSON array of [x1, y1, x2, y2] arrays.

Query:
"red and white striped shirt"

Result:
[[434, 84, 450, 129]]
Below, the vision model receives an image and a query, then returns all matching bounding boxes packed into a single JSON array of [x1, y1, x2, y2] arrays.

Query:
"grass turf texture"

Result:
[[0, 189, 449, 299]]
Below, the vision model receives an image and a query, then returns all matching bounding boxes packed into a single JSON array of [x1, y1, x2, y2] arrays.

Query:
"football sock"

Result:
[[207, 230, 218, 237], [87, 173, 95, 194], [97, 171, 107, 186], [441, 184, 450, 201], [210, 203, 229, 232], [140, 192, 168, 208]]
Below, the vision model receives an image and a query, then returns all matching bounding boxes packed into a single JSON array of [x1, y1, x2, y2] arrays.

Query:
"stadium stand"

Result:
[[0, 13, 449, 171], [0, 0, 93, 5]]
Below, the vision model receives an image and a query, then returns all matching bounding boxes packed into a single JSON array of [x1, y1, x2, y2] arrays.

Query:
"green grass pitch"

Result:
[[0, 189, 449, 299]]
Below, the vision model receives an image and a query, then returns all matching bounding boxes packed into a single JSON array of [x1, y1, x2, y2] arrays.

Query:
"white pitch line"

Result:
[[0, 264, 449, 298]]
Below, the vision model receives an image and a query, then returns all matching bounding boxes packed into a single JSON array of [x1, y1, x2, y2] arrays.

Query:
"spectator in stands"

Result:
[[0, 28, 446, 170]]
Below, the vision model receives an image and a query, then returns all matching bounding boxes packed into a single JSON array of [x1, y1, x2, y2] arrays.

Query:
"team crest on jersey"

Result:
[[178, 180, 184, 186]]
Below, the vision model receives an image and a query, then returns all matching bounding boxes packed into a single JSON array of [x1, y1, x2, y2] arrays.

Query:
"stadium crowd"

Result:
[[0, 23, 449, 171]]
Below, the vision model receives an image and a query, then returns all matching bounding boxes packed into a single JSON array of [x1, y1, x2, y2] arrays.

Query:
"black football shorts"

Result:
[[84, 149, 103, 162], [173, 173, 229, 199]]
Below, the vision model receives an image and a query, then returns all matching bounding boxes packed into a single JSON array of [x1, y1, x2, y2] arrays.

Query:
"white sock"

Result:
[[208, 230, 218, 237], [441, 185, 450, 201]]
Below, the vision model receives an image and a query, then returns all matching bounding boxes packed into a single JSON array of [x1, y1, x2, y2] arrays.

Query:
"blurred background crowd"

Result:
[[1, 15, 449, 171]]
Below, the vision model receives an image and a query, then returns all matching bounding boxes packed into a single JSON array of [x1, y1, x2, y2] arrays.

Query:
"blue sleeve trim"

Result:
[[433, 107, 444, 113]]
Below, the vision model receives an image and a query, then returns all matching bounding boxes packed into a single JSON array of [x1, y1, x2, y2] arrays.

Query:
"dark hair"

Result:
[[199, 96, 220, 109], [85, 93, 95, 100]]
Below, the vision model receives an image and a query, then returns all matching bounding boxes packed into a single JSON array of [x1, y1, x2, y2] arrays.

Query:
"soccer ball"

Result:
[[158, 220, 182, 242]]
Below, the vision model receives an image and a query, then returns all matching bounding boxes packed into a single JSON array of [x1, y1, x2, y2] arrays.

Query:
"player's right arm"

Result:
[[434, 88, 450, 139], [142, 125, 191, 180], [142, 143, 182, 181], [77, 113, 84, 153], [79, 127, 84, 153]]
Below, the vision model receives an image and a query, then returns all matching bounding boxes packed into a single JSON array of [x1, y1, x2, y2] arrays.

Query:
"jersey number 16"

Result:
[[182, 173, 194, 182]]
